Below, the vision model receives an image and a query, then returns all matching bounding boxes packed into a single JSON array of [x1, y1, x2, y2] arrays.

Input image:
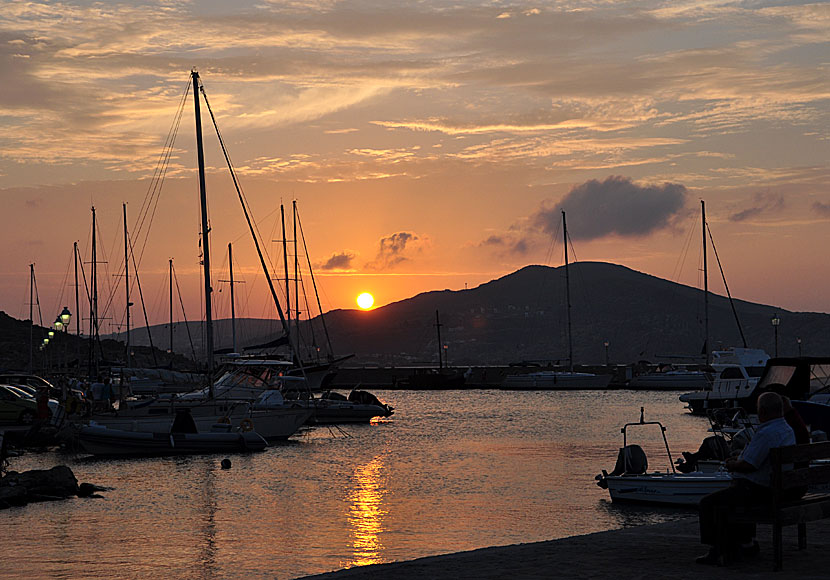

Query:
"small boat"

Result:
[[628, 367, 711, 391], [78, 410, 267, 456], [311, 390, 394, 424], [595, 408, 732, 506]]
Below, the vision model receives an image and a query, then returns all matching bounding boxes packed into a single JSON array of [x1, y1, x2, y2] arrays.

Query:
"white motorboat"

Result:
[[595, 408, 732, 506], [78, 411, 267, 456], [679, 348, 770, 414]]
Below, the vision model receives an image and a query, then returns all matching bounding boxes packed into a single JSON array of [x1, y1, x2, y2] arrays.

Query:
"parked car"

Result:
[[0, 374, 88, 414], [0, 384, 43, 425]]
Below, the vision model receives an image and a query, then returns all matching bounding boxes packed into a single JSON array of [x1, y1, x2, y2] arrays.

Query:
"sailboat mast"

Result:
[[169, 258, 174, 356], [293, 200, 300, 356], [74, 242, 80, 376], [28, 263, 34, 374], [192, 70, 214, 381], [281, 204, 291, 335], [90, 206, 98, 379], [702, 200, 709, 366], [123, 203, 131, 370], [228, 243, 236, 354], [562, 211, 573, 372]]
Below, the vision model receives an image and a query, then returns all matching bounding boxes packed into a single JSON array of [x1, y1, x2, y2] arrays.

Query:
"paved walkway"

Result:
[[297, 517, 830, 579]]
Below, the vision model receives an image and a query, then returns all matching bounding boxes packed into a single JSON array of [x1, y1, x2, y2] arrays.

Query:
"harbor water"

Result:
[[2, 390, 713, 579]]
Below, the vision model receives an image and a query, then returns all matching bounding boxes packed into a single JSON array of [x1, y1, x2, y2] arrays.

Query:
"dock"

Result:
[[296, 517, 830, 579]]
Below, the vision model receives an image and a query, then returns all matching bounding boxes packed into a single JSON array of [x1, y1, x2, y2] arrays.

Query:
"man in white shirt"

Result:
[[697, 391, 796, 565]]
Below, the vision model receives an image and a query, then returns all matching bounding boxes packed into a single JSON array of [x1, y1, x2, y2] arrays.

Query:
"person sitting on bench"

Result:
[[696, 391, 796, 565]]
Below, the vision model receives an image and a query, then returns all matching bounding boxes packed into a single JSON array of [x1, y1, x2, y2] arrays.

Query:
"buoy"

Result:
[[221, 458, 232, 469]]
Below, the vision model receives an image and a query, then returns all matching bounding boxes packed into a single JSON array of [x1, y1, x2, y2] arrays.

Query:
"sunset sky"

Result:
[[1, 0, 828, 334]]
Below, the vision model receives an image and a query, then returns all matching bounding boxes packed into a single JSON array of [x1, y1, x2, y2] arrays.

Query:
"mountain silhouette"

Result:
[[113, 261, 830, 366]]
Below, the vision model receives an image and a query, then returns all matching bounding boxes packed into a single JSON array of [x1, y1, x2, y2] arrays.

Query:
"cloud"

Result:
[[729, 192, 785, 222], [480, 234, 531, 255], [365, 231, 424, 269], [534, 175, 687, 241], [318, 251, 356, 271]]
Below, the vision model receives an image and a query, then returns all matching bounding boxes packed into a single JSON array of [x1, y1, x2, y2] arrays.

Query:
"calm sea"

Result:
[[2, 390, 712, 579]]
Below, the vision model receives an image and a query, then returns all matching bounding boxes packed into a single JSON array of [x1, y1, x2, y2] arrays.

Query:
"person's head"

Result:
[[757, 391, 785, 423]]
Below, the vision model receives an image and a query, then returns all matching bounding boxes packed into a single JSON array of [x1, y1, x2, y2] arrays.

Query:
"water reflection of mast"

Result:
[[346, 456, 387, 568]]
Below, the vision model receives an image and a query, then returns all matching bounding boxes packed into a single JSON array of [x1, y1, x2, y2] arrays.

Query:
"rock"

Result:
[[1, 465, 79, 499]]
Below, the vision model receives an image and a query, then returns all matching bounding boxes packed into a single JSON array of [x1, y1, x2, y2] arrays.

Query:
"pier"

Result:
[[298, 517, 830, 579]]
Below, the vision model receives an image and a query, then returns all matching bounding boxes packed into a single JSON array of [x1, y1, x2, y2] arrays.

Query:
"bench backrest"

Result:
[[770, 441, 830, 491]]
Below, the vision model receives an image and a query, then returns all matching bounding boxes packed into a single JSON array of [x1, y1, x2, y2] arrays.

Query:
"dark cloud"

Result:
[[319, 251, 356, 271], [533, 175, 686, 241], [479, 233, 530, 255], [729, 193, 785, 222], [366, 231, 421, 269]]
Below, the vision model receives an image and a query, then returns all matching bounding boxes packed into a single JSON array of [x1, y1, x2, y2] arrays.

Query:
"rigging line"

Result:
[[132, 80, 191, 267], [296, 208, 335, 355], [128, 235, 159, 367], [172, 261, 198, 362], [707, 224, 748, 348], [199, 86, 293, 344]]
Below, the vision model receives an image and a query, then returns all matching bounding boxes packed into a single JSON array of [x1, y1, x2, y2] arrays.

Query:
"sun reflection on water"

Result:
[[345, 455, 387, 568]]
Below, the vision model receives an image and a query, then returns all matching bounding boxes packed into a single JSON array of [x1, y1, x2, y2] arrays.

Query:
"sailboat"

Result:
[[78, 71, 313, 442], [501, 211, 611, 390]]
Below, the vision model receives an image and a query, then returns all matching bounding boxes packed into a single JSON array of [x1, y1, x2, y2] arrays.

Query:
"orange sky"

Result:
[[1, 1, 828, 333]]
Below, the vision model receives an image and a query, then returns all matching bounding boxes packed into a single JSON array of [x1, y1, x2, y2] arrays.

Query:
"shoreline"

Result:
[[296, 517, 830, 579]]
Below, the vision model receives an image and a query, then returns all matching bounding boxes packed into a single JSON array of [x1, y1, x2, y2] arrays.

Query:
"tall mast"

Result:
[[228, 243, 237, 353], [563, 210, 573, 372], [702, 200, 709, 366], [192, 70, 214, 383], [74, 242, 80, 376], [123, 203, 131, 369], [169, 258, 174, 357], [28, 263, 34, 374], [281, 203, 291, 336], [90, 206, 98, 379], [293, 200, 300, 357]]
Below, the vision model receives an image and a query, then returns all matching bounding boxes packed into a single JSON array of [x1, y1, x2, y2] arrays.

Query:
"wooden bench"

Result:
[[723, 441, 830, 570]]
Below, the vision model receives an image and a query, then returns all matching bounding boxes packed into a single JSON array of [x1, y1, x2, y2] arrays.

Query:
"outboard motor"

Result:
[[595, 444, 648, 488]]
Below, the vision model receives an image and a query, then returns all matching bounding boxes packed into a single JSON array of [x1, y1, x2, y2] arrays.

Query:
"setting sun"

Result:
[[356, 292, 375, 310]]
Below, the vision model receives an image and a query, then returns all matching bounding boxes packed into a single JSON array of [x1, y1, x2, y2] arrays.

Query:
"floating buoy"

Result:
[[221, 458, 232, 469]]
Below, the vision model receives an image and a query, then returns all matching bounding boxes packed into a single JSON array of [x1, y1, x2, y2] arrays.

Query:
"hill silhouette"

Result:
[[111, 262, 830, 366]]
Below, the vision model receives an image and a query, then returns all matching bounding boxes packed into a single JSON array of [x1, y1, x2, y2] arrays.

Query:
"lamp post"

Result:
[[797, 337, 802, 357], [771, 313, 781, 357], [604, 341, 610, 366]]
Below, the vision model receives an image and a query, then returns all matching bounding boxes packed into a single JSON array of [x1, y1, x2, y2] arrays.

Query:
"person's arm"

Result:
[[724, 457, 757, 473]]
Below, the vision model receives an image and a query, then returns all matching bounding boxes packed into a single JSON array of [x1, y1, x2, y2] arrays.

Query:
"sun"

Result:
[[356, 292, 375, 310]]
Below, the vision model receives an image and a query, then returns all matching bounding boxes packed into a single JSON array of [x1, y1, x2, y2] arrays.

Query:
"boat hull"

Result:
[[78, 425, 267, 456], [605, 472, 732, 506]]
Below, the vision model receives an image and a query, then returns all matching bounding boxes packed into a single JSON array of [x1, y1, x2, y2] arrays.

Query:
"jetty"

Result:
[[297, 517, 830, 579]]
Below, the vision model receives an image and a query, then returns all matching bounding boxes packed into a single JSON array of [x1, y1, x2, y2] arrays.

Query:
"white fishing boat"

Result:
[[595, 408, 732, 506]]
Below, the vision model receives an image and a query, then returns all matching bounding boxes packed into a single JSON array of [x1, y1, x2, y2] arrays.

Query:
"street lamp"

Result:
[[60, 306, 71, 327], [604, 341, 610, 366], [771, 313, 781, 357], [797, 337, 802, 357]]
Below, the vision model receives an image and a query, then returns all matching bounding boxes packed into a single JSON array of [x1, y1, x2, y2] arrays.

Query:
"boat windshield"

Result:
[[808, 364, 830, 394], [756, 365, 796, 390]]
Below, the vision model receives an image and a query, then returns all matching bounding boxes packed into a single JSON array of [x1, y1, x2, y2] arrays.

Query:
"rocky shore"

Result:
[[296, 517, 830, 580]]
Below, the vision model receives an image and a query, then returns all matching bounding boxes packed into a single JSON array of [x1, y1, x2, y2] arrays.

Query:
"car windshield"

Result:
[[2, 385, 34, 399]]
